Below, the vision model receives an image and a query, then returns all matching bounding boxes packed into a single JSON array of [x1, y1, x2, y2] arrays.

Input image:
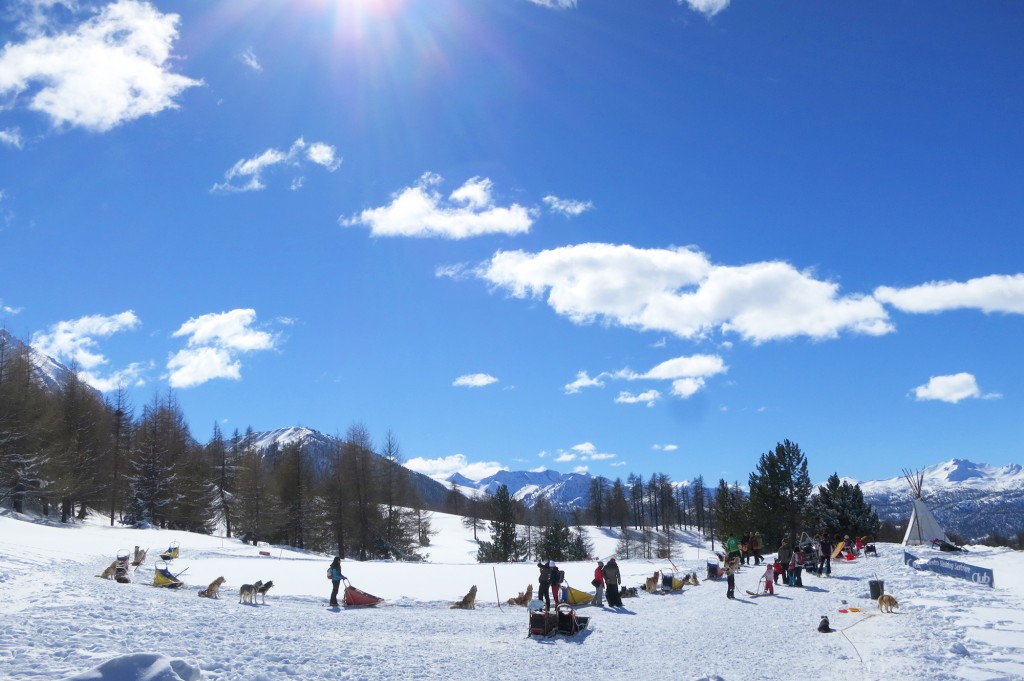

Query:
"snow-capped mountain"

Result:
[[0, 328, 99, 397], [855, 458, 1024, 542], [449, 469, 595, 511], [246, 427, 451, 510]]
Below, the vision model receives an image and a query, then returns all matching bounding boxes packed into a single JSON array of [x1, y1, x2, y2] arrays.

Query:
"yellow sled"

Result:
[[159, 541, 180, 561], [153, 560, 185, 588], [560, 584, 593, 606]]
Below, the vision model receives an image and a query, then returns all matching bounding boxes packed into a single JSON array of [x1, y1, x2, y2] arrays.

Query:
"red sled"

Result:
[[344, 579, 383, 607]]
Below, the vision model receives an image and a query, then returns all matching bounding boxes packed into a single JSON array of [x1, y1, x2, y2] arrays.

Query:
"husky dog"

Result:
[[817, 616, 832, 633], [878, 594, 899, 613], [620, 586, 639, 598], [507, 583, 533, 606], [239, 580, 263, 604], [256, 580, 274, 604], [644, 571, 661, 593], [199, 576, 226, 599], [97, 560, 119, 580], [450, 585, 477, 609]]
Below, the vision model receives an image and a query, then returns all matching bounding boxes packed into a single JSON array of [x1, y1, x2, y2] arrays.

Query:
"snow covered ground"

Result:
[[2, 510, 1023, 681]]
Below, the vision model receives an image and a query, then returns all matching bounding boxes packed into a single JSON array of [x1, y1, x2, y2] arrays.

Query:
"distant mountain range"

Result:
[[448, 457, 1024, 543]]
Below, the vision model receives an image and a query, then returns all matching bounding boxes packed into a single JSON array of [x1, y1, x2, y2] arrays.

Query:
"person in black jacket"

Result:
[[537, 561, 552, 610], [602, 558, 622, 607]]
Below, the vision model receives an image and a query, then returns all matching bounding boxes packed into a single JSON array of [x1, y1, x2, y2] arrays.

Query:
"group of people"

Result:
[[536, 557, 623, 610]]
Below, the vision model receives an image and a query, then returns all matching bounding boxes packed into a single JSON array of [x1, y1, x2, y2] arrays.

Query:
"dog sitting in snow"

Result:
[[97, 560, 119, 580], [687, 572, 701, 586], [239, 580, 263, 604], [644, 571, 660, 593], [199, 576, 225, 598], [450, 585, 477, 609], [257, 580, 274, 604], [877, 594, 899, 613], [620, 586, 639, 598], [507, 583, 533, 606], [817, 616, 831, 633]]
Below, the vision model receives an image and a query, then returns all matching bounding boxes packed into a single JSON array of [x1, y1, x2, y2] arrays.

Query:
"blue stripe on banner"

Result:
[[904, 551, 994, 588]]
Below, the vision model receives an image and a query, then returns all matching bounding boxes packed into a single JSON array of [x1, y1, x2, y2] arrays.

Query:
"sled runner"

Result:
[[343, 579, 383, 607]]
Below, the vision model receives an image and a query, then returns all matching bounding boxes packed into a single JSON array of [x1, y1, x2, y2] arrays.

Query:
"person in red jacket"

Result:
[[591, 560, 605, 607]]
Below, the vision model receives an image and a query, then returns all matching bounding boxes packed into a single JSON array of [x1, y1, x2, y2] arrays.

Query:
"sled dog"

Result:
[[877, 594, 899, 613], [257, 580, 274, 604], [199, 576, 226, 598], [239, 580, 263, 604], [450, 585, 477, 609], [507, 583, 533, 606]]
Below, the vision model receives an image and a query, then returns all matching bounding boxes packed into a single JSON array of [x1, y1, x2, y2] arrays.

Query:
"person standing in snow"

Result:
[[761, 561, 774, 595], [537, 561, 552, 610], [327, 556, 346, 607], [751, 531, 764, 565], [817, 534, 833, 577], [591, 560, 605, 607], [549, 561, 563, 609], [603, 557, 623, 607], [788, 545, 805, 587], [777, 537, 793, 585], [724, 556, 739, 599]]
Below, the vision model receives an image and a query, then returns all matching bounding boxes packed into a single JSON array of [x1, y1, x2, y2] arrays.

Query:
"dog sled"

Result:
[[153, 560, 186, 589], [560, 582, 593, 606], [527, 601, 589, 638], [343, 579, 383, 607], [660, 569, 686, 591], [159, 541, 180, 561], [114, 550, 131, 583]]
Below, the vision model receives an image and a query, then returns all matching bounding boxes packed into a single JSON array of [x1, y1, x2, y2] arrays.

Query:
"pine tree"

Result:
[[748, 439, 813, 547], [476, 484, 527, 562], [806, 473, 881, 539]]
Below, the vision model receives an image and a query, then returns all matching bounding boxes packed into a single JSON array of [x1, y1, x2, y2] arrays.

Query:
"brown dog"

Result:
[[256, 580, 274, 604], [97, 560, 119, 580], [450, 585, 477, 609], [644, 571, 661, 593], [507, 583, 533, 606], [877, 594, 899, 613], [199, 576, 226, 598]]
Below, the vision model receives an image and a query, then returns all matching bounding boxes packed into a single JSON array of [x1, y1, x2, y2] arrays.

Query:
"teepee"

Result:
[[901, 468, 949, 546]]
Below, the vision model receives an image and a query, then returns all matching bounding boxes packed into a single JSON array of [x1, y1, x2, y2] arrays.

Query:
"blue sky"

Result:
[[1, 0, 1022, 486]]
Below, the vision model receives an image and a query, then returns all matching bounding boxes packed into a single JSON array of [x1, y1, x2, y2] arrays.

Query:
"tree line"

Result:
[[0, 332, 432, 561], [465, 439, 882, 563]]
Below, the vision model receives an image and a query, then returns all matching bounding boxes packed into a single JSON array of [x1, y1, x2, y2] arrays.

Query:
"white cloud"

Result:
[[341, 172, 533, 239], [167, 309, 276, 388], [31, 311, 143, 391], [474, 243, 892, 343], [32, 311, 140, 370], [554, 452, 577, 462], [571, 442, 596, 455], [0, 128, 23, 148], [1, 299, 22, 315], [543, 195, 593, 217], [528, 0, 577, 8], [570, 353, 727, 404], [564, 370, 604, 394], [587, 452, 617, 461], [0, 0, 201, 132], [212, 137, 341, 193], [572, 465, 589, 474], [404, 453, 506, 484], [610, 461, 626, 467], [453, 373, 499, 388], [680, 0, 730, 17], [653, 444, 679, 452], [240, 48, 262, 73], [875, 274, 1024, 315], [615, 389, 661, 407], [913, 372, 999, 404]]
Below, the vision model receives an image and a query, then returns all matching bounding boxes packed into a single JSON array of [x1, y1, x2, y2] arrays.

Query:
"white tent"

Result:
[[901, 468, 950, 546]]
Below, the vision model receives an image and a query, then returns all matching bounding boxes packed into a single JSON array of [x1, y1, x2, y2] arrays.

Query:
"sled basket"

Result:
[[343, 580, 383, 607], [556, 603, 589, 635], [529, 607, 558, 637]]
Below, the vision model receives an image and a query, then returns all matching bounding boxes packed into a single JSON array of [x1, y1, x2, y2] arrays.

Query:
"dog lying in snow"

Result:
[[507, 583, 533, 606], [450, 585, 477, 609], [239, 580, 263, 604], [257, 580, 274, 604], [199, 576, 225, 598], [877, 594, 899, 613]]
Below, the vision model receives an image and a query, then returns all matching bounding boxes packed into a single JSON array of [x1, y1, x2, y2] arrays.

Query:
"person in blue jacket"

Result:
[[328, 556, 346, 607]]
